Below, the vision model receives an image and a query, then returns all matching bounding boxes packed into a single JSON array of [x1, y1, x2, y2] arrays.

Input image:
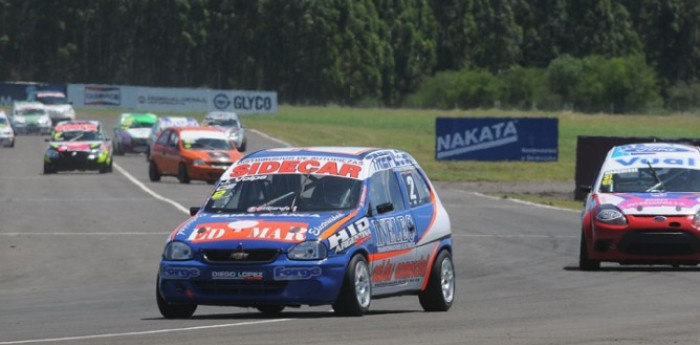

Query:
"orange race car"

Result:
[[148, 126, 242, 184]]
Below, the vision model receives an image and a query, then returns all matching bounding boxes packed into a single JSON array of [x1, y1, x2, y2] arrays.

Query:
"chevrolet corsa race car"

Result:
[[43, 121, 113, 174], [113, 113, 157, 155], [157, 147, 454, 318], [580, 143, 700, 270]]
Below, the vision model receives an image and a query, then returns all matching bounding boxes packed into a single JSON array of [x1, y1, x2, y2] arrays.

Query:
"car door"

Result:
[[162, 130, 182, 174], [367, 169, 418, 296], [152, 129, 172, 173]]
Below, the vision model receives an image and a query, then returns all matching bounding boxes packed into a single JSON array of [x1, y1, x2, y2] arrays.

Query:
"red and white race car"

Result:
[[580, 143, 700, 270]]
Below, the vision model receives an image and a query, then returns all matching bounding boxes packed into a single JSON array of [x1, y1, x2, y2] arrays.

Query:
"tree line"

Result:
[[0, 0, 699, 112]]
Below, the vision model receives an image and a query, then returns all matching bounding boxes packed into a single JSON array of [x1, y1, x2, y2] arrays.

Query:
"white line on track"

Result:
[[113, 163, 189, 215], [467, 191, 579, 213], [0, 319, 291, 345], [248, 128, 292, 147], [453, 233, 577, 239]]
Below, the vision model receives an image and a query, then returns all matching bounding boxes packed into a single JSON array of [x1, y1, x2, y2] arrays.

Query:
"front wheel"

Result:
[[156, 277, 197, 319], [579, 231, 600, 271], [177, 163, 190, 184], [43, 162, 56, 174], [333, 254, 371, 316], [419, 249, 455, 312]]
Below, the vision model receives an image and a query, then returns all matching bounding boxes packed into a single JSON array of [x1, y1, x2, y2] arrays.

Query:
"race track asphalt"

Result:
[[2, 116, 700, 345]]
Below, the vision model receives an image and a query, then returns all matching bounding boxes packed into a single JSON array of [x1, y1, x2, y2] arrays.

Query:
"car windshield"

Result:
[[53, 131, 104, 142], [181, 131, 232, 150], [599, 167, 700, 193], [205, 174, 363, 213], [37, 96, 68, 105], [0, 118, 7, 125], [127, 121, 154, 129], [206, 119, 239, 127], [19, 109, 45, 116]]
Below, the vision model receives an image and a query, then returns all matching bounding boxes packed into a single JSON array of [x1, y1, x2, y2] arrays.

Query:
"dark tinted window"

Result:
[[400, 169, 431, 207]]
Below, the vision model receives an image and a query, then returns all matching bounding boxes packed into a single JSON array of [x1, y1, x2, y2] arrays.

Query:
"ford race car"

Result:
[[580, 143, 700, 270], [0, 111, 15, 147], [113, 113, 157, 155], [43, 120, 113, 174], [33, 91, 76, 124], [10, 101, 52, 135], [157, 147, 454, 318]]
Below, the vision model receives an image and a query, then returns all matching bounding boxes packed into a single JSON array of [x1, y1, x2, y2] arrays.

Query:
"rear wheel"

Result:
[[43, 162, 56, 174], [113, 141, 124, 155], [419, 249, 455, 311], [333, 254, 371, 316], [177, 163, 190, 184], [156, 277, 197, 319], [579, 231, 600, 271], [149, 160, 161, 182]]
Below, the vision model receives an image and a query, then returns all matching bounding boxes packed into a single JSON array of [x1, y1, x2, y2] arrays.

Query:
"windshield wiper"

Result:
[[645, 161, 666, 192]]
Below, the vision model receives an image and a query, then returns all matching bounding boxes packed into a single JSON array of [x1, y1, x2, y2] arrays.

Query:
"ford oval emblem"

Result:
[[653, 216, 667, 222]]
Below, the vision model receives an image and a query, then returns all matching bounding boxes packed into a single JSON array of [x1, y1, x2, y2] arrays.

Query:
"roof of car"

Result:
[[602, 142, 700, 171], [54, 120, 100, 132], [36, 91, 66, 97], [223, 147, 419, 180], [205, 112, 239, 119], [172, 126, 223, 133]]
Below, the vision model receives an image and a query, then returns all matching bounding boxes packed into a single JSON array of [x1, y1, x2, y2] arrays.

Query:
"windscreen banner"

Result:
[[435, 117, 558, 162]]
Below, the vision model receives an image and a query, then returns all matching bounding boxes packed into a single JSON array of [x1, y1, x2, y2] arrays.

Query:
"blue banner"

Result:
[[435, 117, 558, 161]]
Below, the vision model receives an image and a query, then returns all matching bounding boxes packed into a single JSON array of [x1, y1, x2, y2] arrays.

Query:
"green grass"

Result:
[[73, 105, 700, 183]]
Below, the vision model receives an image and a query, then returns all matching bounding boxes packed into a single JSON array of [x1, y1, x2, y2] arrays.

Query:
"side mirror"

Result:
[[376, 202, 394, 215], [189, 207, 200, 216]]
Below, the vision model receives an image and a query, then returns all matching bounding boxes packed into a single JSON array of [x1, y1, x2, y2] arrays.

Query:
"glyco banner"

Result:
[[67, 84, 277, 114], [435, 117, 558, 162]]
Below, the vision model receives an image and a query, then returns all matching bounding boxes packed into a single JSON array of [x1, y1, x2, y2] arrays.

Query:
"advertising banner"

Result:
[[435, 117, 558, 161]]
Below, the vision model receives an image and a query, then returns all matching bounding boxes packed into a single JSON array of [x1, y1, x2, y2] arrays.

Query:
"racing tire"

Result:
[[177, 163, 190, 184], [333, 254, 371, 316], [156, 277, 197, 319], [419, 249, 455, 312], [9, 140, 14, 148], [238, 140, 246, 152], [256, 305, 285, 315], [149, 160, 161, 182], [113, 141, 124, 156], [43, 162, 56, 175], [579, 231, 600, 271]]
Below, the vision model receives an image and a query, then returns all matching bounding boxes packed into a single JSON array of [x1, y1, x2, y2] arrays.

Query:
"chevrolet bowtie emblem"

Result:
[[229, 251, 249, 260]]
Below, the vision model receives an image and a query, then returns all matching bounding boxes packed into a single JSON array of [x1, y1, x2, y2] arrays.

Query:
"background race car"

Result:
[[202, 111, 247, 151], [10, 101, 52, 135], [43, 120, 113, 174], [0, 111, 15, 148], [146, 116, 199, 160], [113, 113, 157, 155]]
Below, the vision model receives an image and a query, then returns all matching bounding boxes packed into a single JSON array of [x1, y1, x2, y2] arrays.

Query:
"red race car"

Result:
[[580, 143, 700, 270]]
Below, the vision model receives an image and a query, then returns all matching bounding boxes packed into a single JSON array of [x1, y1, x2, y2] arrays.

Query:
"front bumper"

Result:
[[14, 124, 51, 134], [0, 136, 14, 147], [589, 215, 700, 263], [121, 137, 149, 153], [158, 256, 347, 307], [188, 164, 230, 181], [46, 152, 109, 171]]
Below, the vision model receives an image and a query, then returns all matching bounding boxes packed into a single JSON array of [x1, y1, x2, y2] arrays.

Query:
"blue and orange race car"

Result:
[[157, 147, 454, 317]]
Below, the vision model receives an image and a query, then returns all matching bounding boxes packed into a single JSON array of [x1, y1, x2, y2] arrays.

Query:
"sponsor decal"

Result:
[[617, 193, 700, 210], [308, 213, 345, 236], [187, 220, 308, 243], [614, 157, 697, 167], [161, 266, 200, 280], [366, 151, 415, 173], [233, 96, 273, 111], [139, 95, 207, 106], [327, 217, 372, 252], [84, 86, 121, 106], [437, 121, 518, 159], [55, 123, 98, 132], [613, 145, 693, 157], [212, 271, 263, 280], [372, 215, 415, 252], [230, 159, 362, 179], [273, 266, 322, 280], [372, 256, 429, 285]]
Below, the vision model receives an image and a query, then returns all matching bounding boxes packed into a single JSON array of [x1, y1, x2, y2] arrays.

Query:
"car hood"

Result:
[[597, 193, 700, 215], [49, 141, 104, 152], [170, 211, 355, 249], [184, 150, 242, 161], [125, 128, 151, 139], [17, 115, 45, 123]]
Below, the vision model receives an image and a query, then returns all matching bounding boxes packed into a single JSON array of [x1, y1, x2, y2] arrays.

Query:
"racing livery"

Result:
[[43, 120, 113, 174], [157, 147, 454, 318], [0, 111, 15, 147], [580, 143, 700, 269], [146, 116, 199, 159], [113, 113, 157, 155]]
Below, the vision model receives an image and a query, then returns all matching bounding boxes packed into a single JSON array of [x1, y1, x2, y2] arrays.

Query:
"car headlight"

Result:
[[46, 149, 60, 159], [287, 241, 328, 260], [193, 159, 206, 166], [596, 205, 627, 225], [163, 241, 194, 260]]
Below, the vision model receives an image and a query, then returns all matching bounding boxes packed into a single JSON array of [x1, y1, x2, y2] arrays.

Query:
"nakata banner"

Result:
[[435, 117, 558, 162], [67, 84, 277, 114]]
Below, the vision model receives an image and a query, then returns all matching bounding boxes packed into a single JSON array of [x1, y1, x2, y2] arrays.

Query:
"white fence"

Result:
[[67, 84, 277, 114]]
